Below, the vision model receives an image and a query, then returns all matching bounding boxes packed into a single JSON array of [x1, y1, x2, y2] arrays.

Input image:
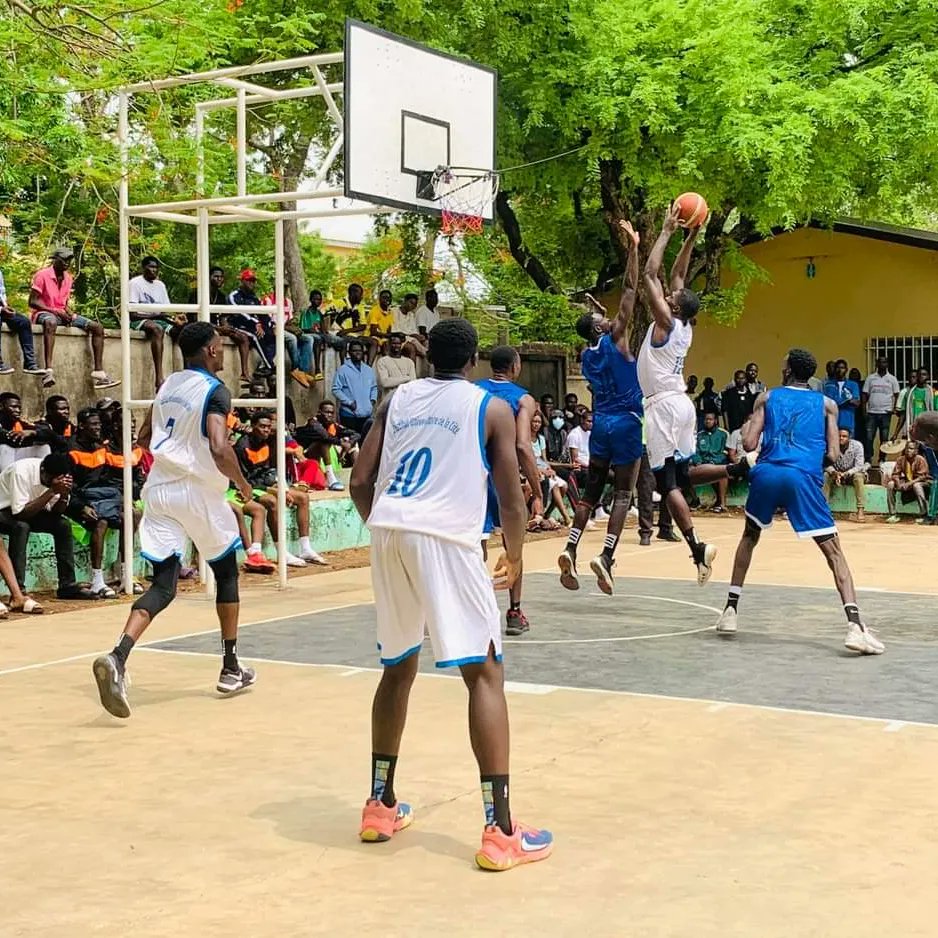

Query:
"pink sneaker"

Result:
[[359, 799, 414, 843], [475, 821, 553, 871]]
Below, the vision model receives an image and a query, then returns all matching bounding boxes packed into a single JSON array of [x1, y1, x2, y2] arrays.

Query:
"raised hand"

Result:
[[619, 219, 640, 246]]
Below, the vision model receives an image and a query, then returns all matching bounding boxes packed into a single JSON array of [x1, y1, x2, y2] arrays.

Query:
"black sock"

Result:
[[601, 532, 619, 561], [725, 586, 742, 611], [371, 753, 398, 807], [509, 600, 521, 612], [844, 604, 862, 626], [565, 526, 583, 558], [683, 527, 704, 561], [481, 774, 511, 835], [111, 634, 135, 671], [223, 638, 239, 672]]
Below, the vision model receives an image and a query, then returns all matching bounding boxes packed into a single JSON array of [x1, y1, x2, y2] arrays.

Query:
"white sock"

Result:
[[249, 542, 262, 555], [299, 536, 312, 553], [325, 466, 338, 485], [91, 569, 105, 591]]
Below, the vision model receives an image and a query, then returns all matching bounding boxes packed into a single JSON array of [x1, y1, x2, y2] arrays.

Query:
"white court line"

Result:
[[136, 646, 938, 730]]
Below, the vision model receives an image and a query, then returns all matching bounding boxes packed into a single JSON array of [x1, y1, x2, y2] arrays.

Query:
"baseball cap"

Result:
[[95, 397, 120, 411], [50, 246, 74, 261], [240, 268, 257, 281]]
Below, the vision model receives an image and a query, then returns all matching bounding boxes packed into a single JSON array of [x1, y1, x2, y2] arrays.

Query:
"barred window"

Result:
[[865, 337, 938, 385]]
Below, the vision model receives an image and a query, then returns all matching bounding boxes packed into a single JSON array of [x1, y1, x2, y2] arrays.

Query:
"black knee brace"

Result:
[[744, 517, 763, 542], [653, 457, 680, 496], [209, 550, 240, 604], [132, 556, 180, 619], [813, 531, 837, 545], [579, 461, 610, 509]]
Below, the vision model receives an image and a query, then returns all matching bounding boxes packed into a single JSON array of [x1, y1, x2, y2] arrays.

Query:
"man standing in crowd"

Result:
[[375, 333, 416, 403], [745, 362, 766, 396], [822, 428, 868, 523], [29, 247, 119, 390], [0, 265, 46, 378], [894, 367, 937, 440], [861, 357, 899, 462], [823, 358, 861, 434], [332, 339, 377, 436], [722, 369, 756, 433]]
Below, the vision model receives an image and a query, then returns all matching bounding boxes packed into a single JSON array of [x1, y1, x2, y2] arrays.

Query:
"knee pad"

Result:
[[653, 458, 680, 496], [209, 550, 240, 604], [582, 462, 609, 507], [813, 532, 837, 545], [132, 556, 180, 619], [744, 517, 763, 542]]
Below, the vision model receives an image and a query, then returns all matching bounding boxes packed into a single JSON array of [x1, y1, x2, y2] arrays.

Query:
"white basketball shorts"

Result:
[[370, 528, 502, 668], [139, 481, 241, 564], [645, 391, 697, 470]]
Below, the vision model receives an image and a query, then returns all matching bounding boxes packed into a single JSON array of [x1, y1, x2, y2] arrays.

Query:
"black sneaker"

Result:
[[505, 608, 530, 636], [589, 554, 615, 595], [216, 665, 257, 695], [92, 653, 130, 718], [657, 529, 681, 543], [727, 459, 751, 482], [639, 533, 651, 546]]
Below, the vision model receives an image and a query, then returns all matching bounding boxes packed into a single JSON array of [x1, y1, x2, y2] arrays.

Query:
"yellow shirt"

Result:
[[368, 304, 394, 335]]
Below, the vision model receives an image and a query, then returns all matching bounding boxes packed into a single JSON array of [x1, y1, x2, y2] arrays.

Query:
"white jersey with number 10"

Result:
[[638, 318, 694, 397], [367, 378, 492, 549]]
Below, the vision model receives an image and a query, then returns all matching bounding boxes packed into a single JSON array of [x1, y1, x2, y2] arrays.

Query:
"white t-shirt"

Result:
[[727, 428, 762, 461], [862, 372, 900, 414], [128, 275, 171, 306], [394, 307, 417, 335], [414, 304, 440, 333], [0, 458, 59, 514], [566, 426, 590, 467]]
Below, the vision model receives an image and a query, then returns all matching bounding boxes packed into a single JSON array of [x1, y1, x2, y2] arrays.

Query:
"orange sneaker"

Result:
[[359, 798, 414, 843], [243, 551, 275, 575], [475, 821, 553, 871]]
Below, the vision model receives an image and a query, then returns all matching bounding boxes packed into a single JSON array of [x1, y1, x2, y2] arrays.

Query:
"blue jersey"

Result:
[[477, 378, 528, 416], [581, 333, 643, 417], [759, 386, 827, 479]]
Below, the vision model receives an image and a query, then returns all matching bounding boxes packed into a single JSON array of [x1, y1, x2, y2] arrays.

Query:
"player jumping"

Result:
[[478, 347, 543, 635], [639, 204, 748, 585], [715, 348, 884, 655], [558, 219, 644, 594], [349, 318, 552, 872], [92, 322, 258, 718]]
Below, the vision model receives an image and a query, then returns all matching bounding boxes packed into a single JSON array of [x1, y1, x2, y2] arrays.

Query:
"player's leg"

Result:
[[589, 459, 640, 595], [655, 458, 717, 585], [89, 516, 114, 597], [715, 517, 763, 635], [503, 524, 528, 635], [558, 454, 610, 590], [360, 529, 422, 843], [206, 547, 258, 691], [289, 488, 326, 564]]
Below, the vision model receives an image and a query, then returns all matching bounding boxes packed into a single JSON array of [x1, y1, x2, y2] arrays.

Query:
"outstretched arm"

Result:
[[611, 219, 640, 354], [669, 224, 701, 295], [643, 204, 681, 335], [741, 392, 767, 453]]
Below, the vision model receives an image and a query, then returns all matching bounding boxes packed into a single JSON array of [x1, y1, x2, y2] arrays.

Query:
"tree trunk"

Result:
[[278, 134, 313, 309], [495, 190, 558, 293]]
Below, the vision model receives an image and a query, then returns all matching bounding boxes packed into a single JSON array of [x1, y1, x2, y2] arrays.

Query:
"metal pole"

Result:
[[197, 205, 215, 598], [195, 108, 204, 194], [118, 92, 135, 597], [236, 88, 247, 197], [274, 219, 288, 589]]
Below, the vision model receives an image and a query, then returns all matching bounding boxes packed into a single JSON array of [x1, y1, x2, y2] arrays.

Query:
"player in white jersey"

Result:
[[639, 204, 748, 585], [92, 322, 257, 719], [349, 317, 553, 872]]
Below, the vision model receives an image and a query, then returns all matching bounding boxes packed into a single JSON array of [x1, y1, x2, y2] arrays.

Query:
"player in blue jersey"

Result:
[[478, 349, 543, 635], [716, 347, 884, 655], [557, 219, 644, 595]]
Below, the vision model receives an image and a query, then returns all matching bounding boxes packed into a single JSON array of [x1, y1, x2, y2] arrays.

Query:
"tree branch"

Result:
[[494, 190, 558, 293]]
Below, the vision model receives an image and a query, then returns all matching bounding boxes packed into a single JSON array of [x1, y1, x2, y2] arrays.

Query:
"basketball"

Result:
[[675, 192, 709, 227]]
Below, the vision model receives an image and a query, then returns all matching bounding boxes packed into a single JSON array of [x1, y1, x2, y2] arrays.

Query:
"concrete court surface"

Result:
[[2, 516, 937, 938]]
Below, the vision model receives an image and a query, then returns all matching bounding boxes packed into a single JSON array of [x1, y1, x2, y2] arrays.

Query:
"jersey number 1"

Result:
[[387, 447, 432, 497], [153, 417, 176, 451]]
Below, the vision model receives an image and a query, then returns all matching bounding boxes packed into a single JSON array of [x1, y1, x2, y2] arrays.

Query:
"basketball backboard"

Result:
[[344, 19, 497, 220]]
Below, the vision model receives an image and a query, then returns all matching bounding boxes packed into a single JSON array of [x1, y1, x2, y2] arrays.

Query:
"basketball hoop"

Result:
[[431, 167, 499, 235]]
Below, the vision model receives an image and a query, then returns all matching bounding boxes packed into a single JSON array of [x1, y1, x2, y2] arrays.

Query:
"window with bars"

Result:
[[865, 336, 938, 385]]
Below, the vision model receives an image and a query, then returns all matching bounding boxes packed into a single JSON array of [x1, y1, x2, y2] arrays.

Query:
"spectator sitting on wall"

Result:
[[822, 428, 868, 523], [305, 399, 357, 490], [128, 256, 185, 391], [727, 425, 762, 465], [692, 412, 730, 513], [228, 269, 275, 374], [745, 362, 766, 396], [67, 408, 143, 598], [0, 452, 98, 599], [28, 247, 119, 391], [886, 440, 931, 523], [188, 266, 255, 387], [301, 288, 345, 372], [331, 283, 375, 361], [397, 293, 426, 362], [0, 264, 47, 379], [414, 288, 441, 342], [823, 358, 861, 434], [722, 369, 756, 433], [292, 421, 340, 491], [894, 367, 938, 441], [862, 356, 899, 462], [331, 339, 377, 436], [375, 332, 416, 403], [565, 408, 592, 483], [367, 289, 395, 365], [695, 376, 722, 430], [35, 395, 75, 454]]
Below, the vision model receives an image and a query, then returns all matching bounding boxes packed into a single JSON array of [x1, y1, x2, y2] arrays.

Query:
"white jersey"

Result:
[[638, 318, 694, 398], [368, 378, 491, 548], [144, 368, 229, 495]]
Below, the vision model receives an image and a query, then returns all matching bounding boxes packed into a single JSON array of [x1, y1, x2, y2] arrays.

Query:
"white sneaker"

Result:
[[715, 606, 737, 634], [92, 370, 120, 389], [557, 549, 579, 591], [284, 552, 306, 568], [844, 622, 885, 655], [300, 549, 328, 565], [593, 506, 609, 521], [695, 543, 718, 586]]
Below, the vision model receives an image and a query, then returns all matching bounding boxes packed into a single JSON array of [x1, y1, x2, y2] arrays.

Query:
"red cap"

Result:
[[240, 268, 257, 281]]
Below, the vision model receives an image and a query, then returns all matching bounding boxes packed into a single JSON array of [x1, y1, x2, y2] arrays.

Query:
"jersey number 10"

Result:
[[387, 447, 432, 497]]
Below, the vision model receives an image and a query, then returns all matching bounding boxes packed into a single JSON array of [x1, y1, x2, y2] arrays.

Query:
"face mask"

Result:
[[552, 417, 565, 430]]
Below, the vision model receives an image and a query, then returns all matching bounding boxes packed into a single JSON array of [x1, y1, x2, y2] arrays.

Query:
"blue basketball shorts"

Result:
[[590, 411, 643, 466], [745, 463, 836, 538]]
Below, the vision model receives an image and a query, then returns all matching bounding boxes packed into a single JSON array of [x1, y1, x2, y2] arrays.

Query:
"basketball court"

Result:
[[3, 519, 937, 937]]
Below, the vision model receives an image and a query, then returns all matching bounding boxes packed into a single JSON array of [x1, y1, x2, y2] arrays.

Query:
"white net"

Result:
[[431, 167, 499, 234]]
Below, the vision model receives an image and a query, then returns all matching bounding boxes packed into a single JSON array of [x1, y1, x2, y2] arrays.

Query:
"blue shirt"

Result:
[[581, 333, 643, 417], [477, 378, 528, 416], [332, 360, 377, 418], [759, 386, 827, 480], [822, 378, 861, 433]]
